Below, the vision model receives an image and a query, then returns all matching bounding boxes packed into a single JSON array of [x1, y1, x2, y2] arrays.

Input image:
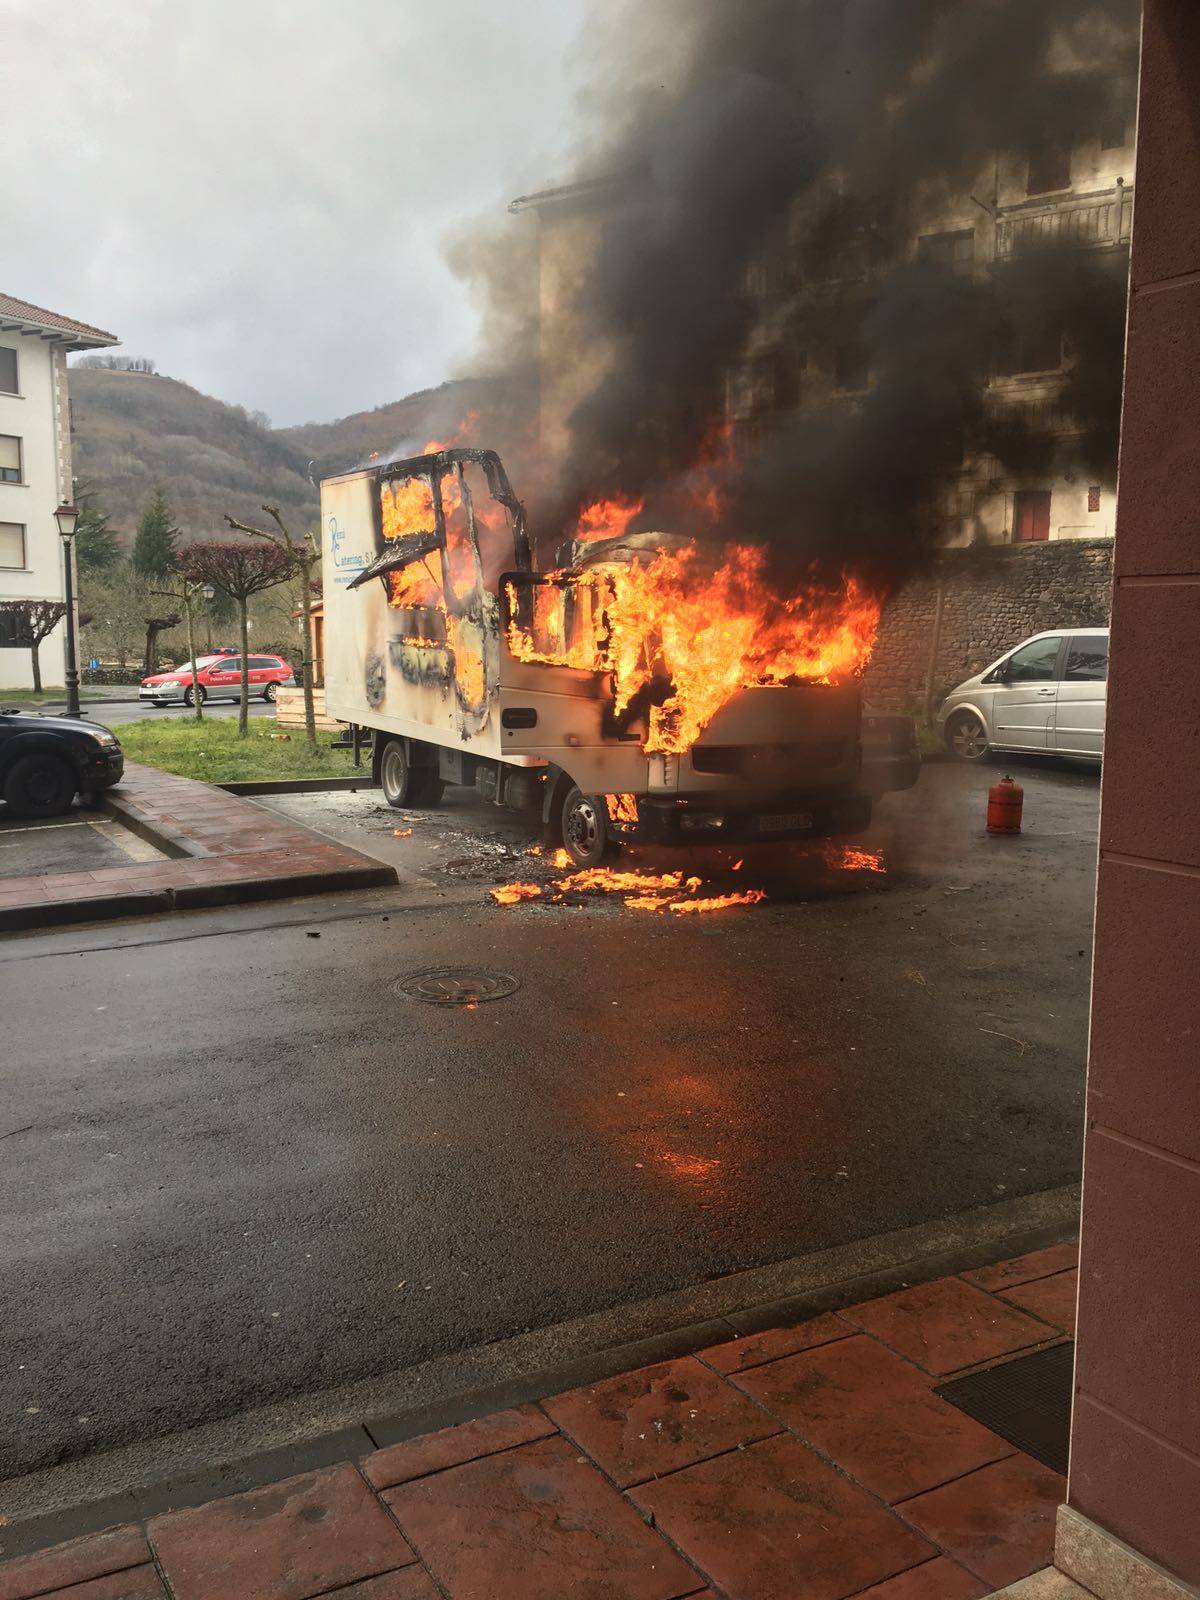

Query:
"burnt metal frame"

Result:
[[347, 447, 532, 592]]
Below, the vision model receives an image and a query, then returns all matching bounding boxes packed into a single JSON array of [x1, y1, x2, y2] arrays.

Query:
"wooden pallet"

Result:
[[274, 685, 342, 733]]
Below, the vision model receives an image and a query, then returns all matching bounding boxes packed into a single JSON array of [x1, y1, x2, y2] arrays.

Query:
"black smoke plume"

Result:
[[463, 0, 1140, 591]]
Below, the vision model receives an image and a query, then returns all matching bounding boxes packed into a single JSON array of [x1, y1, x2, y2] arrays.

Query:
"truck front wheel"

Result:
[[561, 786, 619, 868]]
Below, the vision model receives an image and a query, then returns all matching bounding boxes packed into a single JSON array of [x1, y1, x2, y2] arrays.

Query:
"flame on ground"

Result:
[[667, 889, 767, 913], [507, 542, 880, 754], [555, 868, 690, 895], [823, 843, 886, 872], [489, 860, 767, 915], [490, 882, 543, 904]]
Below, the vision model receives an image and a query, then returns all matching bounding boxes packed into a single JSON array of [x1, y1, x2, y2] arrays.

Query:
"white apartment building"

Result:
[[0, 293, 118, 690]]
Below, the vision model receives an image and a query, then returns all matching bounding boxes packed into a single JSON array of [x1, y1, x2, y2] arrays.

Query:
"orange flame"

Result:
[[823, 843, 886, 872], [668, 889, 767, 913], [421, 411, 480, 454], [555, 868, 686, 895], [508, 543, 879, 754], [605, 794, 640, 825], [490, 882, 543, 904], [575, 495, 645, 544]]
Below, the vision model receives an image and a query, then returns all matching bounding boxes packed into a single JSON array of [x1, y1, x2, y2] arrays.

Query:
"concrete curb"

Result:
[[171, 863, 397, 909], [219, 776, 374, 796], [0, 863, 397, 934], [0, 891, 174, 934], [100, 790, 197, 860]]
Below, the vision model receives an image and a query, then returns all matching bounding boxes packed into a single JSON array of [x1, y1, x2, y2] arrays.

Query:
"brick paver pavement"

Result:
[[0, 763, 394, 929], [0, 1245, 1078, 1599]]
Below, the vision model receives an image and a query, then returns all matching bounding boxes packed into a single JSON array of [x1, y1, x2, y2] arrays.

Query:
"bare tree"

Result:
[[153, 573, 210, 722], [0, 600, 66, 693], [224, 506, 321, 752], [181, 541, 292, 734], [141, 607, 181, 675]]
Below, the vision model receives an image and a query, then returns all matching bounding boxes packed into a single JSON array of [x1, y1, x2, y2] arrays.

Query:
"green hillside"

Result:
[[70, 368, 318, 545], [68, 369, 513, 550]]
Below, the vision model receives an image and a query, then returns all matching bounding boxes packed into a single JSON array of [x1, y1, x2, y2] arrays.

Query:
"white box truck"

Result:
[[320, 446, 895, 866]]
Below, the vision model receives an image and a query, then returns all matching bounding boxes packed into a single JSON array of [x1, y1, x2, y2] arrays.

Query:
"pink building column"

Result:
[[1059, 3, 1200, 1593]]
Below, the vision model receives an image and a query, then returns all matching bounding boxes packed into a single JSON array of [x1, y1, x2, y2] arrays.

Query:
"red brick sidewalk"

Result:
[[0, 763, 395, 931], [0, 1244, 1079, 1600]]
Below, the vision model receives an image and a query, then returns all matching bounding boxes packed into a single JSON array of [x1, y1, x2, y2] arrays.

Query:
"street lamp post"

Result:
[[54, 503, 81, 718]]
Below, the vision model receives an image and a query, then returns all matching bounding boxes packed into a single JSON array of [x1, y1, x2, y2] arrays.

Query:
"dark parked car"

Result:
[[0, 708, 124, 818]]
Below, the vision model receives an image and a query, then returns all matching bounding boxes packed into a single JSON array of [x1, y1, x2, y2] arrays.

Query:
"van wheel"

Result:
[[4, 753, 77, 818], [946, 711, 990, 762], [561, 786, 619, 868]]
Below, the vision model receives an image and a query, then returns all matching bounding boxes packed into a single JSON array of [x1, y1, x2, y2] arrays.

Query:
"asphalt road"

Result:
[[0, 758, 1099, 1482], [81, 698, 276, 728]]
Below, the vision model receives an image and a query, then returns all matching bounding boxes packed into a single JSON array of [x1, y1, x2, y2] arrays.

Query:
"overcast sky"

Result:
[[3, 0, 586, 426]]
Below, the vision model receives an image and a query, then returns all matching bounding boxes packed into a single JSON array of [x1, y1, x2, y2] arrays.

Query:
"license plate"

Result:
[[759, 811, 813, 833]]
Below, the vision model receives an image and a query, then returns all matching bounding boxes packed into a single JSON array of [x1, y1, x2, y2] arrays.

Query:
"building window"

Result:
[[1100, 118, 1127, 151], [995, 321, 1063, 377], [918, 229, 975, 275], [0, 521, 26, 568], [0, 435, 22, 484], [1027, 141, 1072, 196], [1013, 489, 1052, 542], [1088, 485, 1102, 513], [0, 347, 16, 395]]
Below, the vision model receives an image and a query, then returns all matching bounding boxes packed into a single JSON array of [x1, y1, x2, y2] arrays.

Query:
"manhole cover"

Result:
[[394, 966, 520, 1006]]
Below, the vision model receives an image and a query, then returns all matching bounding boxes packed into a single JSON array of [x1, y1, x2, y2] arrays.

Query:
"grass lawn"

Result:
[[1, 688, 106, 705], [117, 718, 355, 783]]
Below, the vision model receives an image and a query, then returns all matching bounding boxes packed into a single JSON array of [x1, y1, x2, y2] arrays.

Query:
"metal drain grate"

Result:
[[936, 1340, 1074, 1475], [393, 967, 521, 1006]]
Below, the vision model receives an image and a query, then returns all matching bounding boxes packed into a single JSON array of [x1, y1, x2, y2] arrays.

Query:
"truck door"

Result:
[[1052, 633, 1107, 757], [989, 635, 1064, 750]]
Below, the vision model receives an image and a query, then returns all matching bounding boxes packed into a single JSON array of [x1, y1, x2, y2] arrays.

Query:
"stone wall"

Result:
[[862, 538, 1114, 712], [82, 666, 144, 685]]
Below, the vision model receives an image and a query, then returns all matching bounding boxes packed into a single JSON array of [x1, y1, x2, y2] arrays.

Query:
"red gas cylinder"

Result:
[[987, 775, 1024, 834]]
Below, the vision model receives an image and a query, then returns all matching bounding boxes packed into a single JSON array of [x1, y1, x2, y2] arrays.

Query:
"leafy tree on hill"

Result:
[[73, 481, 122, 572], [131, 487, 179, 579]]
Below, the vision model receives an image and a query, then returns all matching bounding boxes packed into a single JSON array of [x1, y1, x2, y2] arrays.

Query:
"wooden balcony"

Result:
[[996, 182, 1133, 258]]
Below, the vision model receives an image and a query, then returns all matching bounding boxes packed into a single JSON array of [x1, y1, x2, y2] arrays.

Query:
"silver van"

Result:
[[938, 628, 1108, 762]]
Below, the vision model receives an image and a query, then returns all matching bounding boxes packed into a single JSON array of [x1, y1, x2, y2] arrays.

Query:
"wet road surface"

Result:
[[0, 758, 1098, 1480]]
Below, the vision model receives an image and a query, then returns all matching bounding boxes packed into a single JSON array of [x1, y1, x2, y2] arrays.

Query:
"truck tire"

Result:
[[380, 738, 416, 807], [561, 785, 619, 868], [4, 752, 77, 819]]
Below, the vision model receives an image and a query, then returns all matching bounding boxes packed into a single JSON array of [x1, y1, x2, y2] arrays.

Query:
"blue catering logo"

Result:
[[329, 516, 370, 586]]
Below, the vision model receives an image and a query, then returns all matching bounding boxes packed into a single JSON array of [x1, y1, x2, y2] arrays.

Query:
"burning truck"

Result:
[[320, 445, 916, 867]]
